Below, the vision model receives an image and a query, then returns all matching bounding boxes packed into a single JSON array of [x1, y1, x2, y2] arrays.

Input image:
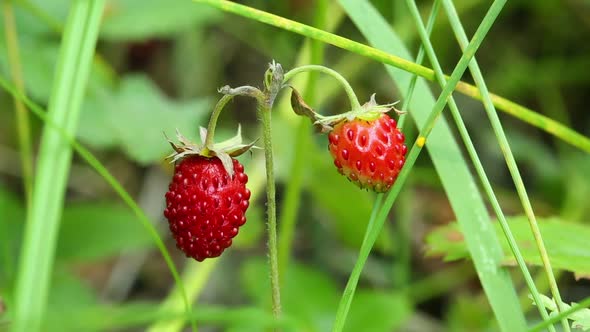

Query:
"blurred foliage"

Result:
[[427, 216, 590, 280], [78, 74, 211, 165], [0, 0, 589, 331], [240, 258, 411, 331]]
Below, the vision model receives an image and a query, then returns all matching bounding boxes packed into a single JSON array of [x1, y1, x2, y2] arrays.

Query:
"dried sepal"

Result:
[[289, 89, 402, 130], [165, 129, 201, 163], [214, 151, 235, 178], [290, 87, 333, 133], [355, 94, 403, 121], [165, 126, 258, 177]]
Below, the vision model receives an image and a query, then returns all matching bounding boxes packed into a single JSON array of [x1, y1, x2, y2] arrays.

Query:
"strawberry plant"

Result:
[[1, 1, 590, 332]]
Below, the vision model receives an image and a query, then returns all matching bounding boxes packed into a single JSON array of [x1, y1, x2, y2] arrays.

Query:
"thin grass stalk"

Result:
[[2, 1, 34, 208], [193, 0, 590, 154], [331, 195, 383, 332], [337, 0, 527, 331], [440, 1, 569, 330], [11, 2, 105, 331], [258, 101, 282, 319], [405, 1, 554, 330], [392, 0, 441, 292], [0, 74, 196, 332]]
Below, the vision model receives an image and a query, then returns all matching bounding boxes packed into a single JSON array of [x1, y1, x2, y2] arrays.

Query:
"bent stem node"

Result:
[[217, 62, 284, 320], [284, 64, 362, 110]]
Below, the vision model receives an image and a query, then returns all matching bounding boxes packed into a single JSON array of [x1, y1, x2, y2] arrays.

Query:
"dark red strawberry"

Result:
[[328, 114, 407, 193], [164, 155, 250, 261], [163, 125, 255, 261]]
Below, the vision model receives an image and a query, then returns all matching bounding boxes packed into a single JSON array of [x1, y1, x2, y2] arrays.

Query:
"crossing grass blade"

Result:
[[404, 0, 554, 330], [337, 0, 527, 331], [10, 2, 106, 331], [193, 0, 590, 154], [440, 1, 569, 330]]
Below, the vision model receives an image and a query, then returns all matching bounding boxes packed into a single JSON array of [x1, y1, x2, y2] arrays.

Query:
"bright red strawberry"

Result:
[[164, 155, 250, 261], [328, 114, 407, 193]]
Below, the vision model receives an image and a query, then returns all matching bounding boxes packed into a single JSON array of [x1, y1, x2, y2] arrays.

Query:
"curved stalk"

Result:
[[284, 65, 362, 110], [204, 94, 235, 148]]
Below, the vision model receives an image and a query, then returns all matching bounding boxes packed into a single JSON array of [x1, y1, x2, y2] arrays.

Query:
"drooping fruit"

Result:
[[290, 89, 406, 192], [163, 126, 255, 261], [328, 114, 407, 193], [164, 155, 250, 261]]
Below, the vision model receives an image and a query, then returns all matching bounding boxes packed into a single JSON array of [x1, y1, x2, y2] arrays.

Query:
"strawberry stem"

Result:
[[283, 64, 362, 110], [215, 62, 284, 321], [258, 100, 282, 319], [203, 93, 235, 151], [261, 61, 283, 320]]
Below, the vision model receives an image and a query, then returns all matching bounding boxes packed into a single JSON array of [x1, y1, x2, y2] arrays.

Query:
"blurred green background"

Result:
[[1, 0, 589, 331]]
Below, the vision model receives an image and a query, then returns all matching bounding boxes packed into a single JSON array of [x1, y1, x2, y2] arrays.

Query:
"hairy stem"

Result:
[[258, 100, 282, 320], [204, 94, 235, 148]]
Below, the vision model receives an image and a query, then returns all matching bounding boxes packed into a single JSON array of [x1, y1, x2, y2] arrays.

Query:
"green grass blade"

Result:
[[404, 0, 554, 330], [193, 0, 590, 154], [338, 0, 527, 331], [331, 194, 383, 332], [393, 0, 441, 292], [395, 0, 439, 130], [11, 2, 105, 331], [440, 1, 569, 330], [333, 2, 441, 328], [0, 74, 197, 332]]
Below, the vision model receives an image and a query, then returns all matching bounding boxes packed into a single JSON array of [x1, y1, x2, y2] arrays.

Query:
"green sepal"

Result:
[[165, 125, 258, 177]]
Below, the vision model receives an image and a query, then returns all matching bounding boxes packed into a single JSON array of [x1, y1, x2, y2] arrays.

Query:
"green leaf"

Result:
[[0, 36, 111, 103], [78, 74, 211, 165], [100, 0, 221, 40], [48, 268, 98, 311], [532, 295, 590, 331], [426, 216, 590, 279], [56, 202, 153, 262]]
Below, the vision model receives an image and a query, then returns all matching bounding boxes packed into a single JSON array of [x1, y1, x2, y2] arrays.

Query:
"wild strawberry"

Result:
[[291, 89, 406, 193], [164, 155, 250, 261], [163, 126, 256, 261], [328, 114, 406, 193]]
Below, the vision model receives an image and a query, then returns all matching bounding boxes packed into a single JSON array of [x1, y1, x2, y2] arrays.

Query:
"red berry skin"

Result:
[[328, 114, 407, 193], [164, 156, 250, 261]]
